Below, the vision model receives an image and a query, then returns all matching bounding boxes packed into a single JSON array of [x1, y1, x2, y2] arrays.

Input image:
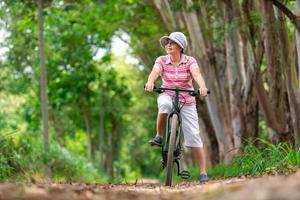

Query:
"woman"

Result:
[[144, 32, 209, 183]]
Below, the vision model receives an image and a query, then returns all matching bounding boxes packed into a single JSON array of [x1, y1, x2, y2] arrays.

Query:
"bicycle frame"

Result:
[[161, 91, 182, 166], [153, 87, 199, 182]]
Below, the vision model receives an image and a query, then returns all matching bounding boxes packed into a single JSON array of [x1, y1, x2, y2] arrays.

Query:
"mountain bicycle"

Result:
[[151, 86, 209, 186]]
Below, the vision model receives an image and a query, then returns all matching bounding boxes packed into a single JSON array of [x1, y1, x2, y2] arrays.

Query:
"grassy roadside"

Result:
[[2, 135, 300, 184], [157, 139, 300, 184], [206, 139, 300, 179]]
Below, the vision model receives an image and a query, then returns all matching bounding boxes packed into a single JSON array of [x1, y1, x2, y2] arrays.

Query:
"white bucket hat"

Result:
[[160, 32, 187, 52]]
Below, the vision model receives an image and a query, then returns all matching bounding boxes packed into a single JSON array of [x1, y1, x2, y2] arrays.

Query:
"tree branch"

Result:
[[270, 0, 300, 32]]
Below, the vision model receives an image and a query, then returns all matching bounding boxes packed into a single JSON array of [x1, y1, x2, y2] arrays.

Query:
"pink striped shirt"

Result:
[[154, 54, 199, 105]]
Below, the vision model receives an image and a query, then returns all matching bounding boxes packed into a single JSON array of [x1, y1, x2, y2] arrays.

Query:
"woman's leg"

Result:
[[181, 105, 207, 175], [192, 147, 207, 175], [156, 113, 168, 137], [150, 95, 172, 146], [156, 95, 172, 137]]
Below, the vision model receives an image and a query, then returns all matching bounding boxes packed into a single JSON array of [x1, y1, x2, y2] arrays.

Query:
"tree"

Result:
[[38, 0, 49, 151]]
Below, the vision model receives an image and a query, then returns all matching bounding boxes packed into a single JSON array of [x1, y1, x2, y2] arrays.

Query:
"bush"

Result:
[[0, 131, 106, 183]]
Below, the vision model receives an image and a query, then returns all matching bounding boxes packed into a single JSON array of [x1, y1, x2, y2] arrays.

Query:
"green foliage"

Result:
[[169, 0, 188, 12], [0, 0, 191, 183], [0, 156, 11, 179], [0, 131, 106, 183], [65, 130, 88, 156], [42, 143, 102, 182], [110, 57, 162, 180], [207, 139, 300, 179]]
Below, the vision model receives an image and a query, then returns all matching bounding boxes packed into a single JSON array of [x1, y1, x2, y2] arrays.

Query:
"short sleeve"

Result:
[[188, 56, 199, 70], [153, 57, 163, 74]]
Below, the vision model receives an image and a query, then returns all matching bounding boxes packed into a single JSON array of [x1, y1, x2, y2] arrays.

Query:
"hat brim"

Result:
[[159, 36, 185, 51]]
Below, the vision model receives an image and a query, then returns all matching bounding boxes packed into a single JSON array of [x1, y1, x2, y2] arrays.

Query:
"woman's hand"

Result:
[[199, 87, 208, 97], [145, 82, 155, 92], [190, 66, 209, 97]]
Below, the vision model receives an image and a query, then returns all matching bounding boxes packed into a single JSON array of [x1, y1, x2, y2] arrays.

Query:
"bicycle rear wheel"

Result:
[[165, 114, 178, 186]]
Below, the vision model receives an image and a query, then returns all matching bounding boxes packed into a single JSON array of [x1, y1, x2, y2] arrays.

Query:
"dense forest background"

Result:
[[1, 0, 300, 183]]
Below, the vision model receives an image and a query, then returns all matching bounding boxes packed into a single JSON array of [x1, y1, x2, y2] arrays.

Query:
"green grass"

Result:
[[207, 139, 300, 179], [3, 134, 300, 184], [156, 139, 300, 184]]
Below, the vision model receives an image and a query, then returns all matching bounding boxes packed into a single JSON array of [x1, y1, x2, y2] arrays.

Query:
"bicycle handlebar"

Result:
[[149, 86, 210, 97]]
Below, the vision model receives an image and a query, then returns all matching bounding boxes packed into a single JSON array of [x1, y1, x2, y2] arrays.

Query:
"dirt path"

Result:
[[1, 171, 300, 200]]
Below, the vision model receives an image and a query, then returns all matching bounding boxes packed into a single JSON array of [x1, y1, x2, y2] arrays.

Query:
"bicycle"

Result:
[[151, 86, 209, 186]]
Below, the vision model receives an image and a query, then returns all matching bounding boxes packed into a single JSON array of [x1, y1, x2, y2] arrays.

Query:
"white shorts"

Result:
[[157, 94, 203, 148]]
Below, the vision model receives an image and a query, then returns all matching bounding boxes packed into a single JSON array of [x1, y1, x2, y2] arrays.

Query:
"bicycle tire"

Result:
[[165, 114, 178, 186]]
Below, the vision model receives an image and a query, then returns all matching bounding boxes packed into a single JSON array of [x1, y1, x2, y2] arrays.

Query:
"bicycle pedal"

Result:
[[179, 170, 190, 179], [150, 142, 162, 147]]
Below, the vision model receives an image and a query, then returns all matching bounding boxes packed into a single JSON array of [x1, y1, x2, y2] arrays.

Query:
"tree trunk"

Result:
[[223, 0, 245, 152], [261, 0, 289, 141], [181, 0, 235, 163], [107, 130, 114, 178], [38, 0, 49, 151], [84, 114, 93, 161], [82, 103, 93, 161], [152, 0, 178, 31], [240, 0, 259, 142], [277, 5, 300, 147], [297, 0, 300, 87], [240, 0, 285, 144], [108, 120, 117, 179], [99, 90, 105, 170], [248, 29, 281, 138]]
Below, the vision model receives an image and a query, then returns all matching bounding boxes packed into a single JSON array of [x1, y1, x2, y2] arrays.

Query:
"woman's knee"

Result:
[[158, 102, 172, 113], [157, 95, 172, 113]]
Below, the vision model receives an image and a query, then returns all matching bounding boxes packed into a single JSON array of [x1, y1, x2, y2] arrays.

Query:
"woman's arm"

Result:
[[145, 66, 160, 91], [190, 66, 208, 96]]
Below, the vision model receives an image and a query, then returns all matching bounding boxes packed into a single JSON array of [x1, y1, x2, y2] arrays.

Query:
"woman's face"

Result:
[[164, 39, 182, 55]]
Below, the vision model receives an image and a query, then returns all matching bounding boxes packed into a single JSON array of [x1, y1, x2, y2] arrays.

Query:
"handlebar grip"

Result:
[[153, 86, 164, 93], [190, 90, 210, 97], [144, 85, 158, 90]]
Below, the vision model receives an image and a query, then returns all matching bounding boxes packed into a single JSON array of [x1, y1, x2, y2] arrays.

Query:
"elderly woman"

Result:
[[145, 32, 209, 183]]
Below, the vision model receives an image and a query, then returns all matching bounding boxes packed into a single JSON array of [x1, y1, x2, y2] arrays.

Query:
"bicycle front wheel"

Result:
[[165, 114, 178, 186]]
